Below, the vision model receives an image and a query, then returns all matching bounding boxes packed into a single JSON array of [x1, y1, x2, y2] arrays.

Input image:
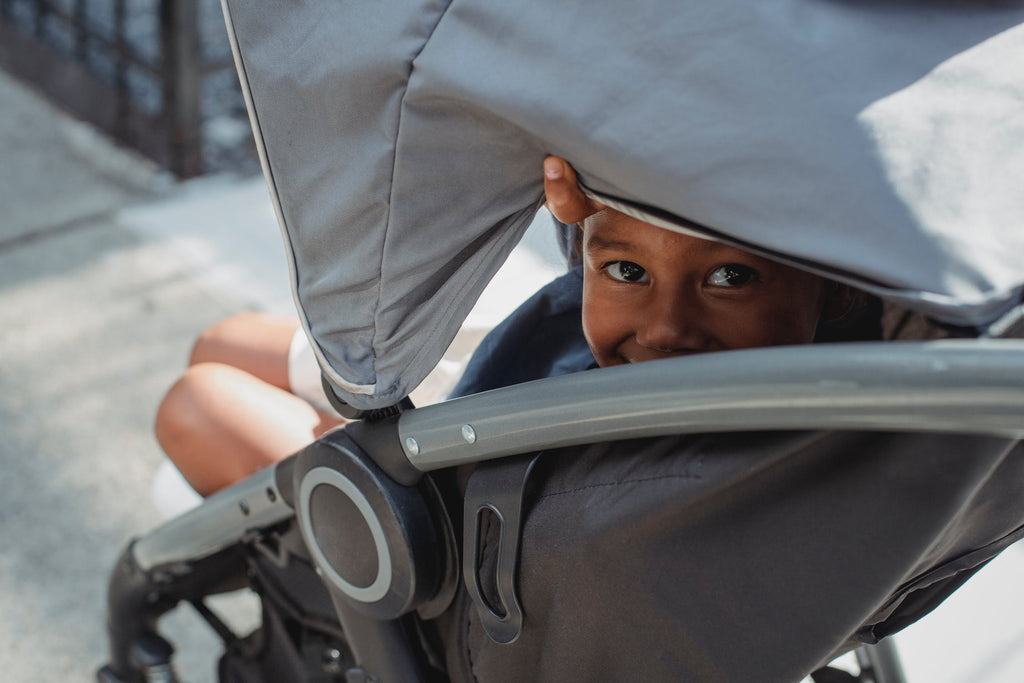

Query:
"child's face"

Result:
[[581, 209, 829, 367]]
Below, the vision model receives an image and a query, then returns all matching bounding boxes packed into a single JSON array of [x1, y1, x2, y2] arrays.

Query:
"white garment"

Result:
[[287, 329, 337, 414]]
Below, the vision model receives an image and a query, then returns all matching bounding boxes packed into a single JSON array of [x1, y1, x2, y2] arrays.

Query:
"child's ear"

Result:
[[821, 282, 857, 322]]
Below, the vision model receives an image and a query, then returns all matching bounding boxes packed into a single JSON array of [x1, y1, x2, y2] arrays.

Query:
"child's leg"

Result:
[[188, 312, 299, 390], [157, 312, 341, 496], [155, 362, 336, 496]]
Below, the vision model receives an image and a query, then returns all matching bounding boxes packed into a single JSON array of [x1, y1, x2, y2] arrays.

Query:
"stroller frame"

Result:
[[99, 339, 1024, 682]]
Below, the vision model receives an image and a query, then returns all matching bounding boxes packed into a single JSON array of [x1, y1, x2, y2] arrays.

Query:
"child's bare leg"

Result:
[[188, 311, 299, 390], [156, 312, 341, 496], [155, 362, 337, 496]]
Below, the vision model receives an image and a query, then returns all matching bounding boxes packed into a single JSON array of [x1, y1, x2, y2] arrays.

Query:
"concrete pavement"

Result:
[[1, 65, 1023, 682], [0, 69, 258, 682]]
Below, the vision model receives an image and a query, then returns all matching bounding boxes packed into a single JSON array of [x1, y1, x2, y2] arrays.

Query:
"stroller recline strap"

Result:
[[462, 453, 542, 645]]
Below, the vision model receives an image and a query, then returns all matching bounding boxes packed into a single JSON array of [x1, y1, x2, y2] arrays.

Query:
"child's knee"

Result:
[[154, 363, 227, 449]]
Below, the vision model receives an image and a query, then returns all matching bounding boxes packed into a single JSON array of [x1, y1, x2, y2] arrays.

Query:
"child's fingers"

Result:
[[543, 156, 605, 224]]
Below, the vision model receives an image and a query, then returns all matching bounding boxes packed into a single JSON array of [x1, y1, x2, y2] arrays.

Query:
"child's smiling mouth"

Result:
[[617, 346, 708, 365]]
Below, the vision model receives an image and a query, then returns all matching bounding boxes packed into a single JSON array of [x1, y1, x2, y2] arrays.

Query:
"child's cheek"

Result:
[[581, 282, 625, 367]]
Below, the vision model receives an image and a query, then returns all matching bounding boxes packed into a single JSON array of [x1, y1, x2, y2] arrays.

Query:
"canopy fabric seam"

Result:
[[371, 0, 458, 404]]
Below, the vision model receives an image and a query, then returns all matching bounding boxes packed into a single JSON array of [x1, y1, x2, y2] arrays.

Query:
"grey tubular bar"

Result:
[[133, 466, 293, 571], [398, 340, 1024, 471]]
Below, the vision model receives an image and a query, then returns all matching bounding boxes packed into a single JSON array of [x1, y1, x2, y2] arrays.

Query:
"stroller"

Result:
[[99, 1, 1024, 681]]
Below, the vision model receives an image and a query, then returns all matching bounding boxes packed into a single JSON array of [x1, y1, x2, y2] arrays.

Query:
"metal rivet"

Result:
[[322, 647, 344, 674], [461, 424, 477, 444], [405, 437, 420, 455]]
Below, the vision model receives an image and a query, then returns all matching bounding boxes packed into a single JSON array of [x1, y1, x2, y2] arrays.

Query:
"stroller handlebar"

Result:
[[398, 339, 1024, 471]]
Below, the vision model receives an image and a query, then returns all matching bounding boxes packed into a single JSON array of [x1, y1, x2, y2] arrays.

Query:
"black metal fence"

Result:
[[0, 0, 252, 177]]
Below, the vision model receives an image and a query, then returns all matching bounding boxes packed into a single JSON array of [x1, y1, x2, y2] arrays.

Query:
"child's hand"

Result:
[[543, 156, 605, 224]]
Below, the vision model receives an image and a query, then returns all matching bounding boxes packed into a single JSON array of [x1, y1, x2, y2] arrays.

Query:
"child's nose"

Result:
[[636, 290, 706, 353]]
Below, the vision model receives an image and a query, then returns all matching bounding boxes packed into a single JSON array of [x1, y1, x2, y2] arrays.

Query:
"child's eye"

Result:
[[706, 264, 758, 287], [605, 261, 650, 283]]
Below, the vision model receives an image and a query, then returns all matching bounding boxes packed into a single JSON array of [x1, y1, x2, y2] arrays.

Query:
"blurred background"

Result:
[[0, 0, 258, 178], [0, 1, 1022, 681]]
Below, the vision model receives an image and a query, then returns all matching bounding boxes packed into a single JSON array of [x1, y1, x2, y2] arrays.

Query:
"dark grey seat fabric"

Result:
[[443, 431, 1024, 682]]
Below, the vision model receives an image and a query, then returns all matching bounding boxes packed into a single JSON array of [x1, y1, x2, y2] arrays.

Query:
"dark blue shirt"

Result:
[[450, 266, 595, 398]]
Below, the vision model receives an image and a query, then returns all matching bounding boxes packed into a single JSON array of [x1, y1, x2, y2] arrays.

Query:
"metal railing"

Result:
[[0, 0, 246, 177]]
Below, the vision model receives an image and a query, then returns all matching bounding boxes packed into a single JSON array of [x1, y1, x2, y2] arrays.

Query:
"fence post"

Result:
[[159, 0, 202, 177]]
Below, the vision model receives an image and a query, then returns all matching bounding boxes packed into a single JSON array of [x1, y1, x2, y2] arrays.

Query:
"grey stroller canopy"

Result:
[[222, 0, 1024, 410]]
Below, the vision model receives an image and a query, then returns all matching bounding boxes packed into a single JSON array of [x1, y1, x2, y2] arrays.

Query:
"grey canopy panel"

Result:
[[222, 0, 1024, 410]]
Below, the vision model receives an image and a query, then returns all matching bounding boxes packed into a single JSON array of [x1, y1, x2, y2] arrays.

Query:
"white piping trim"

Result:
[[581, 187, 717, 241], [219, 0, 375, 396]]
